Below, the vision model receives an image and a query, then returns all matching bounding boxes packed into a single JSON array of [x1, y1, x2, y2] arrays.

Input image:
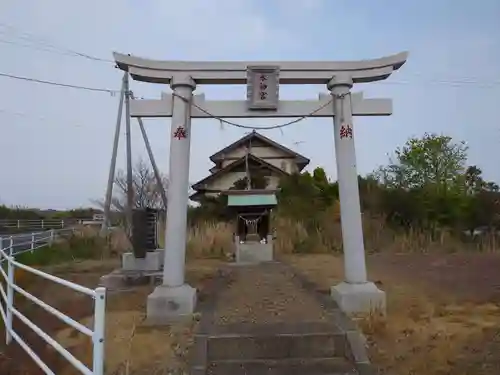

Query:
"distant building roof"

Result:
[[209, 131, 309, 171], [192, 153, 289, 191]]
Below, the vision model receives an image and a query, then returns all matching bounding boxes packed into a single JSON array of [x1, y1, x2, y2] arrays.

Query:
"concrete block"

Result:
[[99, 270, 126, 289], [331, 281, 386, 315], [146, 284, 197, 324], [154, 249, 165, 266], [236, 242, 273, 264], [99, 269, 157, 289], [122, 251, 162, 271]]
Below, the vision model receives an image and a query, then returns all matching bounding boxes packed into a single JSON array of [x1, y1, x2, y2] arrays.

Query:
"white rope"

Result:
[[238, 211, 268, 233], [172, 91, 334, 130]]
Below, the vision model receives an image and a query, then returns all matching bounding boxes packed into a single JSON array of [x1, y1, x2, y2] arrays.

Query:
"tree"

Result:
[[93, 158, 168, 214], [380, 133, 468, 191], [375, 133, 469, 231], [277, 167, 339, 223], [114, 159, 168, 211], [462, 166, 500, 233]]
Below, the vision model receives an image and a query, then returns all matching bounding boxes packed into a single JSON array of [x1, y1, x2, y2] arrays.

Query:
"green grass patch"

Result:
[[13, 234, 109, 267]]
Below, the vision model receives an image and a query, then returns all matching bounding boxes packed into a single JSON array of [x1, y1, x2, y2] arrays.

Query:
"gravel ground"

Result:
[[214, 262, 331, 326]]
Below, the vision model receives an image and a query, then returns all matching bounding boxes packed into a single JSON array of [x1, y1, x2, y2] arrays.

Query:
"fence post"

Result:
[[92, 287, 107, 375], [17, 220, 20, 229], [61, 219, 64, 229], [6, 238, 14, 344], [49, 229, 55, 245], [41, 219, 44, 229], [31, 233, 35, 252]]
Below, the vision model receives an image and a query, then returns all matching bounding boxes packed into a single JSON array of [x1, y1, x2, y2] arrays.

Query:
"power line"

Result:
[[0, 37, 112, 62], [0, 72, 120, 94], [1, 68, 500, 98], [2, 23, 499, 86], [0, 37, 74, 57], [378, 79, 500, 88], [0, 22, 113, 64], [0, 108, 87, 128]]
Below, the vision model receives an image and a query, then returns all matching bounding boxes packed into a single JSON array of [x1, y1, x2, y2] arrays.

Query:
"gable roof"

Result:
[[209, 131, 310, 171], [192, 154, 289, 191]]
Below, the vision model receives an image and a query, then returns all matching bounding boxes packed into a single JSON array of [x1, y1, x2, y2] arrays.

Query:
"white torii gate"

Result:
[[113, 51, 408, 322]]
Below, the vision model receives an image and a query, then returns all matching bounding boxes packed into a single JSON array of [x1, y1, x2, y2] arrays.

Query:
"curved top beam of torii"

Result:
[[113, 51, 408, 85]]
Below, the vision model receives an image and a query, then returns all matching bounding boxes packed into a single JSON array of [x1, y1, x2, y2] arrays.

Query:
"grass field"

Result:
[[0, 222, 499, 374], [287, 253, 500, 375]]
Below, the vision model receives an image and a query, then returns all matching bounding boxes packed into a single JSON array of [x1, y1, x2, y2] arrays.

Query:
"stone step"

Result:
[[207, 332, 348, 361], [207, 357, 357, 375]]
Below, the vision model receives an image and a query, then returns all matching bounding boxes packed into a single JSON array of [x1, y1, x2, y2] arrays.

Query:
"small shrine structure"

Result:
[[225, 189, 278, 263]]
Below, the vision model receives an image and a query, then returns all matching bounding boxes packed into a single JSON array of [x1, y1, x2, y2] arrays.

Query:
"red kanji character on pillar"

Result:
[[173, 126, 187, 140], [339, 124, 353, 139]]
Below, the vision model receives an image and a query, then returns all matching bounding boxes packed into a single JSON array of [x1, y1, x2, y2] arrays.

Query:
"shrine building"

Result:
[[189, 130, 309, 202]]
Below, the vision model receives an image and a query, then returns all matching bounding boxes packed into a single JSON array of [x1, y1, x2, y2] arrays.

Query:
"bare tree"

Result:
[[114, 158, 168, 210], [93, 158, 168, 214]]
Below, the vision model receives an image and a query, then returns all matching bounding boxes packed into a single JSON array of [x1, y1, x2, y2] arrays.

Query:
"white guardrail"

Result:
[[0, 228, 78, 257], [0, 229, 106, 375], [0, 218, 87, 230]]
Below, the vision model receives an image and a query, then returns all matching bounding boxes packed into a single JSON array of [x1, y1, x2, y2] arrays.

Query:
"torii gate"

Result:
[[114, 51, 408, 322]]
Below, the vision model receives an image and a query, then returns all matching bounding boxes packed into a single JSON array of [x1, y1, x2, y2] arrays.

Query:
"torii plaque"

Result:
[[246, 66, 280, 110], [113, 51, 408, 322]]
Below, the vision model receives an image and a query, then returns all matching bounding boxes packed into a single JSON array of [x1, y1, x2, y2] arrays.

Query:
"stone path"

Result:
[[215, 263, 331, 325], [191, 262, 374, 375]]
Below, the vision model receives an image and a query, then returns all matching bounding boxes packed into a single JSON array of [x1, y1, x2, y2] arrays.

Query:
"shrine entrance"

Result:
[[113, 51, 408, 322], [226, 189, 277, 264]]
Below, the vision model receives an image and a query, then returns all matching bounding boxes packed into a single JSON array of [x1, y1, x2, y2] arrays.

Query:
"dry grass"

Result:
[[5, 215, 499, 374], [43, 259, 223, 375], [272, 207, 499, 255], [186, 222, 233, 260], [2, 228, 224, 375], [287, 253, 500, 375], [54, 289, 197, 375], [157, 208, 499, 261]]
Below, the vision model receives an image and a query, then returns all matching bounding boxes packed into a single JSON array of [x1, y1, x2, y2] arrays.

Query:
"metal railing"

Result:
[[0, 218, 87, 231], [0, 228, 75, 257], [0, 230, 107, 375]]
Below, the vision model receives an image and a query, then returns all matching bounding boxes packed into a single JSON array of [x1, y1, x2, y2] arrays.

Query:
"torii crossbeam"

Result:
[[130, 92, 392, 118]]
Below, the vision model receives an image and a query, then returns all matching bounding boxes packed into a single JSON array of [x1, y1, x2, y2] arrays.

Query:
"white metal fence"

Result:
[[0, 230, 107, 375], [0, 218, 86, 231], [0, 228, 74, 257]]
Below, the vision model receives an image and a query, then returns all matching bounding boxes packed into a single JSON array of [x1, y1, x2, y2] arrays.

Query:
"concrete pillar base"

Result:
[[122, 251, 162, 271], [331, 281, 386, 315], [146, 284, 197, 324]]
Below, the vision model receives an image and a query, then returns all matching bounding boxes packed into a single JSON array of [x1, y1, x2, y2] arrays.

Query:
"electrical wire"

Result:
[[1, 69, 500, 131], [0, 72, 120, 94], [0, 22, 114, 63], [1, 67, 499, 97], [377, 79, 500, 88], [0, 108, 87, 128]]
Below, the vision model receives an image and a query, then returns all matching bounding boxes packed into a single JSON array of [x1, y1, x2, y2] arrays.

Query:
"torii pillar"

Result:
[[114, 51, 408, 321]]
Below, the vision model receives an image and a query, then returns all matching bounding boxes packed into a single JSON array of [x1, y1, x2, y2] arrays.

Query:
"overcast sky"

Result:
[[0, 0, 499, 209]]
